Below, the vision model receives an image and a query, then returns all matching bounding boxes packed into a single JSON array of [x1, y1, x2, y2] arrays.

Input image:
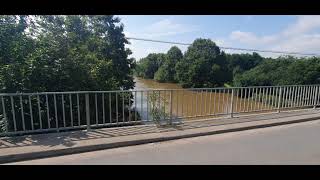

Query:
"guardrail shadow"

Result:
[[0, 109, 319, 149]]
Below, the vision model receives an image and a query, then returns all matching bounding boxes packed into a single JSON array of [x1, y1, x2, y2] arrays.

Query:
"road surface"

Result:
[[8, 120, 320, 165]]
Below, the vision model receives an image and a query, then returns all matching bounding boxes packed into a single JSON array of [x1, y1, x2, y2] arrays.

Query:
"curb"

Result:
[[1, 115, 320, 164]]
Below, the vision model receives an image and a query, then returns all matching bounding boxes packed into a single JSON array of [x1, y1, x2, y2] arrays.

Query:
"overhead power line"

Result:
[[126, 37, 320, 57]]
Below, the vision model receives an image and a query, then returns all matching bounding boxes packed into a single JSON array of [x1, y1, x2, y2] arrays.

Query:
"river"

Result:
[[133, 77, 271, 122]]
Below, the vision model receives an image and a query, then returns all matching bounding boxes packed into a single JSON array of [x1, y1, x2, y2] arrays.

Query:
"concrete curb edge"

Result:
[[1, 116, 319, 164]]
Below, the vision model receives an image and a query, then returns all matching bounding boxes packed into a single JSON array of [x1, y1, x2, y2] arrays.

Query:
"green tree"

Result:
[[0, 15, 135, 93], [175, 38, 228, 88], [154, 46, 183, 82], [135, 53, 165, 79], [233, 56, 320, 87], [225, 52, 264, 83], [0, 15, 137, 132], [0, 15, 36, 92]]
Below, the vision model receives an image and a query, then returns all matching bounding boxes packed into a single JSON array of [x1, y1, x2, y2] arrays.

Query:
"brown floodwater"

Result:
[[134, 77, 274, 121]]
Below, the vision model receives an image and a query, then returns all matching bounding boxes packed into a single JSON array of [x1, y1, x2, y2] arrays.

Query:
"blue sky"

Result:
[[117, 15, 320, 60]]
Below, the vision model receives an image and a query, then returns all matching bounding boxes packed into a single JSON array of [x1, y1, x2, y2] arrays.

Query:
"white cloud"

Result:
[[230, 31, 278, 45], [143, 18, 198, 38], [124, 18, 198, 60], [126, 16, 320, 59], [126, 40, 188, 61], [271, 34, 320, 53], [214, 39, 226, 46], [228, 16, 320, 56], [282, 15, 320, 36], [123, 31, 132, 37], [124, 18, 198, 39]]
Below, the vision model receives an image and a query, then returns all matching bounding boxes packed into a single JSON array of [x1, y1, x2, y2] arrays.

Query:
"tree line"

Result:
[[0, 15, 139, 133], [1, 16, 320, 133], [135, 38, 320, 87], [0, 15, 135, 93], [234, 56, 320, 86]]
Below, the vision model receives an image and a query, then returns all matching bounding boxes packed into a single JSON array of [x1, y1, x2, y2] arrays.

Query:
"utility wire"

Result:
[[126, 37, 320, 57]]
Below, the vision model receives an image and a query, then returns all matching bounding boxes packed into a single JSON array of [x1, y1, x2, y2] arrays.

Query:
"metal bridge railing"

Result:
[[0, 85, 319, 136]]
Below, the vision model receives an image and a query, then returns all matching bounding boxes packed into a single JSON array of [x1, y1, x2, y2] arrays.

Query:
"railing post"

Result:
[[277, 87, 283, 113], [169, 90, 173, 124], [85, 93, 90, 131], [1, 96, 8, 133], [314, 86, 318, 109], [229, 88, 234, 118]]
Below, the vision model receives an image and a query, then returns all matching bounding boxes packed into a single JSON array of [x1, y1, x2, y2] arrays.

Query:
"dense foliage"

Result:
[[234, 56, 320, 86], [154, 46, 183, 82], [225, 52, 264, 82], [135, 38, 320, 88], [135, 38, 265, 88], [135, 53, 165, 79], [0, 15, 135, 93], [2, 16, 320, 133], [175, 39, 228, 88], [0, 15, 137, 132]]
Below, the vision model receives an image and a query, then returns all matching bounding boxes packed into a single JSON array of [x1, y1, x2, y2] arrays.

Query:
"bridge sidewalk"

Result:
[[1, 109, 320, 164]]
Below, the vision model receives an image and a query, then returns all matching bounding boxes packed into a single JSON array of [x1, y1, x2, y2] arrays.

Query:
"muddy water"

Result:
[[133, 77, 273, 121]]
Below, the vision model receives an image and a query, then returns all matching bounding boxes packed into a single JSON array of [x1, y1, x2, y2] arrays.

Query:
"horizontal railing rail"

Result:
[[0, 85, 319, 136], [1, 84, 320, 96]]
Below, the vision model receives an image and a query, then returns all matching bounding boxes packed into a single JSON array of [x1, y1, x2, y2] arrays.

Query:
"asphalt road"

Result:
[[8, 120, 320, 165]]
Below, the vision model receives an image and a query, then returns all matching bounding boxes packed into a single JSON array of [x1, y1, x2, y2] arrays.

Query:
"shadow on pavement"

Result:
[[0, 109, 318, 149]]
